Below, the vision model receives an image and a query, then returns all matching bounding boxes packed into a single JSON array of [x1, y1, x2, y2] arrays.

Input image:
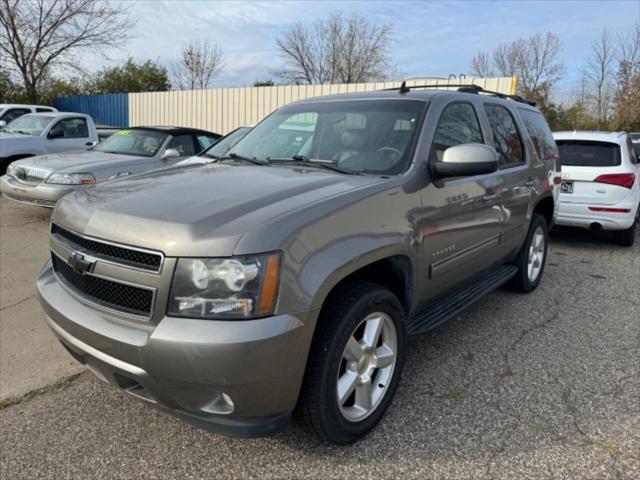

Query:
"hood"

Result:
[[53, 164, 382, 257], [13, 151, 143, 174]]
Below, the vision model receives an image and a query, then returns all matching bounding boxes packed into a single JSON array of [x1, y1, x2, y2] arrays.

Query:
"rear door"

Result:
[[556, 140, 629, 206], [481, 103, 531, 256]]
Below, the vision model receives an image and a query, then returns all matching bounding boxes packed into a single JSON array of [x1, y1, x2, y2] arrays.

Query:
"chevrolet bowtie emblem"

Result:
[[68, 252, 96, 275]]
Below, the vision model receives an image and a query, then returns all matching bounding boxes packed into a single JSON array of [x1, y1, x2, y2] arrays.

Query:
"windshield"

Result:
[[204, 127, 251, 157], [93, 129, 168, 157], [5, 114, 53, 136], [229, 100, 426, 175], [556, 140, 621, 167]]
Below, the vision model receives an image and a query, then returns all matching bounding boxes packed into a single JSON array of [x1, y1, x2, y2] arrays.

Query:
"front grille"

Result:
[[51, 224, 162, 272], [52, 254, 154, 317], [2, 192, 57, 207]]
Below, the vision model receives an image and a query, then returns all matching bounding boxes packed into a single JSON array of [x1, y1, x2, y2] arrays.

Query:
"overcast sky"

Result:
[[101, 0, 639, 100]]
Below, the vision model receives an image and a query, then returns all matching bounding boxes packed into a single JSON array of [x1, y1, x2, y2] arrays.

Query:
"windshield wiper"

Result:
[[267, 155, 359, 175], [218, 152, 269, 166]]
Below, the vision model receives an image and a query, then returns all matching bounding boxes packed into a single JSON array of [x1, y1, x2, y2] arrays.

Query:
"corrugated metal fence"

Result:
[[55, 77, 516, 134], [54, 93, 128, 127]]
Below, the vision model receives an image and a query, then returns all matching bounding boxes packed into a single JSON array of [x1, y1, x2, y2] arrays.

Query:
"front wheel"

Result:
[[297, 281, 406, 444], [508, 213, 549, 292]]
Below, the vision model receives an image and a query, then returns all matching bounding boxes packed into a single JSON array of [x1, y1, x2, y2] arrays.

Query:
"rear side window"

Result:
[[36, 107, 54, 113], [518, 108, 558, 161], [556, 141, 621, 167], [484, 104, 524, 167], [431, 102, 483, 161], [625, 137, 638, 165]]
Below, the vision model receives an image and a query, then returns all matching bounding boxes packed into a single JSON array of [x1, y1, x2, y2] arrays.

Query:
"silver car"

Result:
[[0, 126, 220, 207]]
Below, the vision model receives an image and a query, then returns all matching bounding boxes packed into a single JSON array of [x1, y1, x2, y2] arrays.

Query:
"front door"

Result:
[[416, 100, 503, 304], [45, 117, 92, 153]]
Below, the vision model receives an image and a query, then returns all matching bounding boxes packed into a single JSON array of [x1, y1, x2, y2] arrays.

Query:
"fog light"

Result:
[[201, 392, 235, 415]]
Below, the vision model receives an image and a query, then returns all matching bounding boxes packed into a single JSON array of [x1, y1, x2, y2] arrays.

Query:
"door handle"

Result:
[[85, 142, 94, 146], [482, 192, 500, 201]]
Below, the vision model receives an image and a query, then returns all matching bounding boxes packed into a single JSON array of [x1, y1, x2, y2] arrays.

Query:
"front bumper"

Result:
[[37, 263, 318, 437], [0, 174, 77, 207]]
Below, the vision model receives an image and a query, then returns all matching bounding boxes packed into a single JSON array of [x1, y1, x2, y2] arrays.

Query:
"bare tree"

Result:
[[171, 40, 224, 90], [612, 22, 640, 130], [585, 29, 617, 128], [470, 51, 494, 77], [0, 0, 134, 102], [469, 32, 564, 105], [276, 12, 393, 84]]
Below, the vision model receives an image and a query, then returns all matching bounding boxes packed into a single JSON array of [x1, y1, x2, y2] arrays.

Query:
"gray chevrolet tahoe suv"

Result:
[[37, 84, 559, 444]]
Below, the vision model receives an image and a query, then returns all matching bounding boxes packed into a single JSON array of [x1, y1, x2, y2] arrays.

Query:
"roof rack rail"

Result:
[[386, 81, 536, 106]]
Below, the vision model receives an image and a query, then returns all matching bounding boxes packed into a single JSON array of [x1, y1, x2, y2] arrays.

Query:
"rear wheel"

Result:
[[297, 281, 406, 444], [614, 221, 636, 247], [508, 213, 548, 292]]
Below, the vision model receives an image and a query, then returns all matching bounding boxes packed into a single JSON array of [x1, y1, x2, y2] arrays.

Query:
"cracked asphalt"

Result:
[[1, 198, 639, 479]]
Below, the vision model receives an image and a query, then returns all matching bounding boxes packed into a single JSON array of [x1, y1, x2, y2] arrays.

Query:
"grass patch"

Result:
[[444, 388, 465, 401], [0, 373, 82, 410], [583, 438, 619, 454]]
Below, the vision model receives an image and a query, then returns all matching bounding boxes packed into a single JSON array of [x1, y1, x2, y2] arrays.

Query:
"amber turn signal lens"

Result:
[[258, 254, 281, 316]]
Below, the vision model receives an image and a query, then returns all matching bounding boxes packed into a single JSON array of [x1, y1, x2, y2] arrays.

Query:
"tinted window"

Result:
[[204, 127, 251, 157], [196, 134, 218, 151], [625, 137, 638, 165], [168, 134, 196, 156], [93, 129, 167, 157], [2, 108, 30, 123], [54, 117, 89, 138], [36, 107, 54, 113], [556, 140, 621, 167], [431, 103, 484, 162], [230, 100, 425, 175], [484, 104, 524, 167], [518, 108, 557, 161]]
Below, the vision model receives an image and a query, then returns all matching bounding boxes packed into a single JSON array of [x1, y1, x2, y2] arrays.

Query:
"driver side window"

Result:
[[431, 103, 484, 162]]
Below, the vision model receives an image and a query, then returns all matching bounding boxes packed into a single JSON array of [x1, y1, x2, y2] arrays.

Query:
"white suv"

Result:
[[553, 131, 640, 246]]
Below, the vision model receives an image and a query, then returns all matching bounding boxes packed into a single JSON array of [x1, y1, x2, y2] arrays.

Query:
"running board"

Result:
[[407, 265, 518, 336]]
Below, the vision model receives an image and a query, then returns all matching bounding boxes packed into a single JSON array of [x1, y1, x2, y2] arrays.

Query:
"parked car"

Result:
[[0, 103, 57, 128], [553, 131, 640, 246], [37, 85, 557, 444], [0, 112, 99, 175], [1, 126, 221, 207], [176, 126, 252, 166]]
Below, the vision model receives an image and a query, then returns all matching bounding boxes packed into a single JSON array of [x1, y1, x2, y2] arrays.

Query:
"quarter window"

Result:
[[484, 104, 524, 167], [431, 103, 484, 162], [518, 108, 558, 161]]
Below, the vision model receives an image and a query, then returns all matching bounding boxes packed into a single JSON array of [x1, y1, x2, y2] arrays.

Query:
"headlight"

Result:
[[45, 172, 96, 185], [6, 164, 18, 177], [168, 253, 281, 319]]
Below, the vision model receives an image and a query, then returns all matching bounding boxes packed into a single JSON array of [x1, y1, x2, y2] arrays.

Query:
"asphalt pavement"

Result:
[[0, 197, 638, 479]]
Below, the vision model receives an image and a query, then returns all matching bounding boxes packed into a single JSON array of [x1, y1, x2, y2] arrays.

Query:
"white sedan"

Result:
[[553, 131, 640, 246]]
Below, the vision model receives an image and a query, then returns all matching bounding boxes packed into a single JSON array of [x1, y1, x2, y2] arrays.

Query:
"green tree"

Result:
[[0, 68, 24, 102], [93, 58, 170, 93], [254, 79, 275, 87]]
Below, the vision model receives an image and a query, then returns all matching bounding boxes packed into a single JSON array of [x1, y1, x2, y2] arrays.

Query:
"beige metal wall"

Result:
[[129, 77, 517, 135]]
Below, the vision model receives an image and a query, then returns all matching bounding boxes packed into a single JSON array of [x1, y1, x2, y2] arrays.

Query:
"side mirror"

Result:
[[162, 148, 180, 160], [432, 143, 499, 178], [47, 127, 64, 139], [0, 120, 6, 129]]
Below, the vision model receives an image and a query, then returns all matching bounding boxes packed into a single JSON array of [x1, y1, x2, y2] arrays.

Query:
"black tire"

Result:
[[614, 221, 636, 247], [296, 281, 406, 444], [507, 213, 549, 292]]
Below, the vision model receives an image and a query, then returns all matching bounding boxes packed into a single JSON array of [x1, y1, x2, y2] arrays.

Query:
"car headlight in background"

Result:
[[45, 172, 96, 185], [6, 164, 19, 177], [168, 253, 281, 319]]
